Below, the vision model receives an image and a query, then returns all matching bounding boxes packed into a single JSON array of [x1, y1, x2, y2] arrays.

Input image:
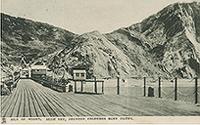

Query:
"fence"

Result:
[[29, 74, 199, 104], [103, 78, 144, 96], [1, 71, 20, 95], [31, 75, 69, 92], [104, 77, 199, 104]]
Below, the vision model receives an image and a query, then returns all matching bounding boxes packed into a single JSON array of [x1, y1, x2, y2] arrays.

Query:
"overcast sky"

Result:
[[1, 0, 196, 34]]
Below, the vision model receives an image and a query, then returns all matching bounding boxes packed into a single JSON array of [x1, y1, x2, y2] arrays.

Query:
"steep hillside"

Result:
[[106, 28, 168, 77], [49, 31, 167, 78], [1, 13, 77, 65], [128, 2, 200, 78], [48, 2, 200, 78], [1, 2, 200, 79]]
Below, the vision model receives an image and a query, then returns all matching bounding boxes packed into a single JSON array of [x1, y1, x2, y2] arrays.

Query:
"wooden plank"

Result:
[[30, 85, 57, 117], [82, 96, 119, 116], [83, 95, 128, 116], [67, 94, 124, 116], [2, 82, 21, 117], [11, 86, 22, 117], [29, 88, 43, 117], [32, 79, 103, 116], [24, 87, 30, 117], [33, 83, 82, 116], [58, 95, 89, 116], [31, 89, 50, 117], [1, 95, 7, 103], [30, 79, 113, 116], [59, 94, 96, 116], [26, 88, 37, 117], [35, 89, 68, 116], [41, 92, 79, 116], [37, 93, 58, 116], [23, 80, 37, 117], [46, 94, 73, 116], [28, 80, 58, 117], [1, 84, 20, 110], [1, 95, 10, 109], [35, 88, 62, 116], [18, 84, 25, 117]]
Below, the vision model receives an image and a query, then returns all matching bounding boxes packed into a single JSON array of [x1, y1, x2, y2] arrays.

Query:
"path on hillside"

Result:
[[1, 79, 200, 117]]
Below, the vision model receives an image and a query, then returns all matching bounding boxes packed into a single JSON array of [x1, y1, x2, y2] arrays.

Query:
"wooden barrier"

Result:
[[195, 77, 198, 104], [102, 81, 104, 94], [117, 77, 120, 95], [174, 77, 177, 101], [1, 72, 20, 95], [158, 77, 161, 98], [31, 77, 67, 92], [144, 77, 146, 97], [73, 79, 104, 94], [94, 77, 97, 94]]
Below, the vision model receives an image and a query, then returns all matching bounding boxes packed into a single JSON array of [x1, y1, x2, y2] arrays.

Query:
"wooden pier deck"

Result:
[[1, 79, 200, 117]]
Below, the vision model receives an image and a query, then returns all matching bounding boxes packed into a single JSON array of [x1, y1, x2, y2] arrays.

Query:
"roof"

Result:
[[72, 67, 86, 70], [31, 65, 47, 70], [73, 70, 86, 73], [0, 81, 4, 85], [20, 67, 30, 70]]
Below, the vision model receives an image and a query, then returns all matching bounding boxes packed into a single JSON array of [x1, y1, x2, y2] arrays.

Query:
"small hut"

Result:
[[31, 65, 47, 78], [72, 67, 104, 94], [72, 68, 86, 80], [19, 56, 31, 78]]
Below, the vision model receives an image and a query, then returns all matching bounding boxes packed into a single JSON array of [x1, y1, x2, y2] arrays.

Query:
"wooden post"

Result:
[[63, 85, 66, 92], [102, 81, 104, 94], [174, 77, 177, 101], [81, 81, 83, 92], [94, 77, 97, 94], [117, 76, 120, 95], [12, 72, 14, 83], [158, 77, 161, 98], [144, 77, 146, 97], [12, 72, 15, 89], [28, 67, 31, 78], [53, 72, 55, 84], [74, 81, 77, 93], [195, 77, 198, 104]]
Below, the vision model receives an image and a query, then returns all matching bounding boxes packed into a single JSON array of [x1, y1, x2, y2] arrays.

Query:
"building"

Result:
[[19, 56, 31, 78], [71, 68, 104, 94], [31, 65, 47, 78], [19, 67, 31, 78], [73, 69, 86, 80]]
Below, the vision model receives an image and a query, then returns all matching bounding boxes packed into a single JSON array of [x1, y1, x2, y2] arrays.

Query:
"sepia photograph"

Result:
[[0, 0, 200, 124]]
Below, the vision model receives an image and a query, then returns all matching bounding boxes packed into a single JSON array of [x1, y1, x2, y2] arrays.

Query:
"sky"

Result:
[[1, 0, 197, 34]]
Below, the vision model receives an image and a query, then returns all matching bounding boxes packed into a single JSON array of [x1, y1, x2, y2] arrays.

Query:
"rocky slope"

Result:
[[49, 31, 167, 78], [1, 13, 77, 66], [1, 2, 200, 78], [128, 2, 200, 78], [50, 2, 200, 78]]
